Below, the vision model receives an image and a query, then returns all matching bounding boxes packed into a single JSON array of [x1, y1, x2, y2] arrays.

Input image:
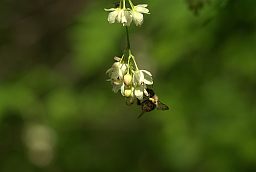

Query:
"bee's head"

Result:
[[146, 88, 155, 98]]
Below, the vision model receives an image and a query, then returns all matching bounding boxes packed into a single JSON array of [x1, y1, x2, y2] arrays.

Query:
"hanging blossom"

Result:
[[106, 56, 153, 103], [106, 58, 127, 93], [105, 1, 154, 105], [130, 4, 150, 26], [105, 0, 150, 26], [105, 1, 169, 116], [105, 7, 132, 26]]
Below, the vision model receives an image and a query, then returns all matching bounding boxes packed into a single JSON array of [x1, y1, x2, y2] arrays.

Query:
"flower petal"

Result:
[[144, 89, 149, 96], [134, 4, 149, 14], [141, 70, 153, 85], [104, 8, 116, 12], [106, 68, 113, 75], [124, 11, 132, 26], [133, 70, 144, 85], [137, 4, 148, 8], [120, 84, 125, 95], [120, 64, 127, 75], [141, 70, 152, 76], [116, 9, 125, 23], [134, 86, 144, 100], [112, 83, 122, 93], [114, 56, 121, 61], [139, 70, 145, 84], [108, 11, 118, 23], [132, 11, 144, 26]]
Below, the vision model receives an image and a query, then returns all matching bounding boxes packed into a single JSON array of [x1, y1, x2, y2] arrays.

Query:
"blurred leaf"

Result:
[[70, 3, 123, 76]]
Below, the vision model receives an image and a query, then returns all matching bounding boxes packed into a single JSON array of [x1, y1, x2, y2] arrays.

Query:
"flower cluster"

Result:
[[105, 1, 154, 105], [105, 0, 149, 26], [106, 55, 153, 104]]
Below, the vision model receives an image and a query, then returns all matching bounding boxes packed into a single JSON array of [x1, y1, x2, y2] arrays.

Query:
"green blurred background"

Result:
[[1, 0, 256, 171]]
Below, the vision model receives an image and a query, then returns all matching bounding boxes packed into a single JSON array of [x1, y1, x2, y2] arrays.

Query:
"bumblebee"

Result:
[[137, 88, 169, 118]]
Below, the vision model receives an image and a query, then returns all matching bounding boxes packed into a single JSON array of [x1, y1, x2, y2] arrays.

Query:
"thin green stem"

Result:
[[122, 0, 126, 9], [119, 0, 122, 8], [125, 26, 131, 50], [125, 26, 139, 71], [127, 56, 131, 74], [128, 0, 134, 9], [131, 55, 139, 70], [120, 54, 125, 63]]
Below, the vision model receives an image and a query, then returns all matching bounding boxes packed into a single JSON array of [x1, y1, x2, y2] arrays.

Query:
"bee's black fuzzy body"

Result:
[[137, 88, 169, 118]]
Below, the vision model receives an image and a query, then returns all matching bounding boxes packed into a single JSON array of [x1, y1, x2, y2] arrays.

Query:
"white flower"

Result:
[[131, 4, 150, 26], [133, 69, 153, 100], [106, 62, 126, 80], [134, 84, 146, 100], [133, 70, 153, 85], [106, 62, 127, 93], [105, 8, 132, 26]]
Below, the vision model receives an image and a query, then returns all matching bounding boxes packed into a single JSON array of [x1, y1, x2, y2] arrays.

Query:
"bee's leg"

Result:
[[137, 98, 141, 105], [137, 111, 145, 119]]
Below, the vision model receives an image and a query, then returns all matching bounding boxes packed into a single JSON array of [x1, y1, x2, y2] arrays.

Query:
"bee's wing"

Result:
[[156, 101, 169, 110]]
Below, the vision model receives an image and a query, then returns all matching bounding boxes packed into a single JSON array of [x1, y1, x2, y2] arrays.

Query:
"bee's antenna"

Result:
[[137, 98, 141, 105]]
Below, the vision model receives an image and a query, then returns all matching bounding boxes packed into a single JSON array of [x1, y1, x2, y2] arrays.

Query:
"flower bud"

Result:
[[124, 89, 132, 97], [126, 96, 135, 105], [123, 74, 132, 85], [112, 62, 121, 68]]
